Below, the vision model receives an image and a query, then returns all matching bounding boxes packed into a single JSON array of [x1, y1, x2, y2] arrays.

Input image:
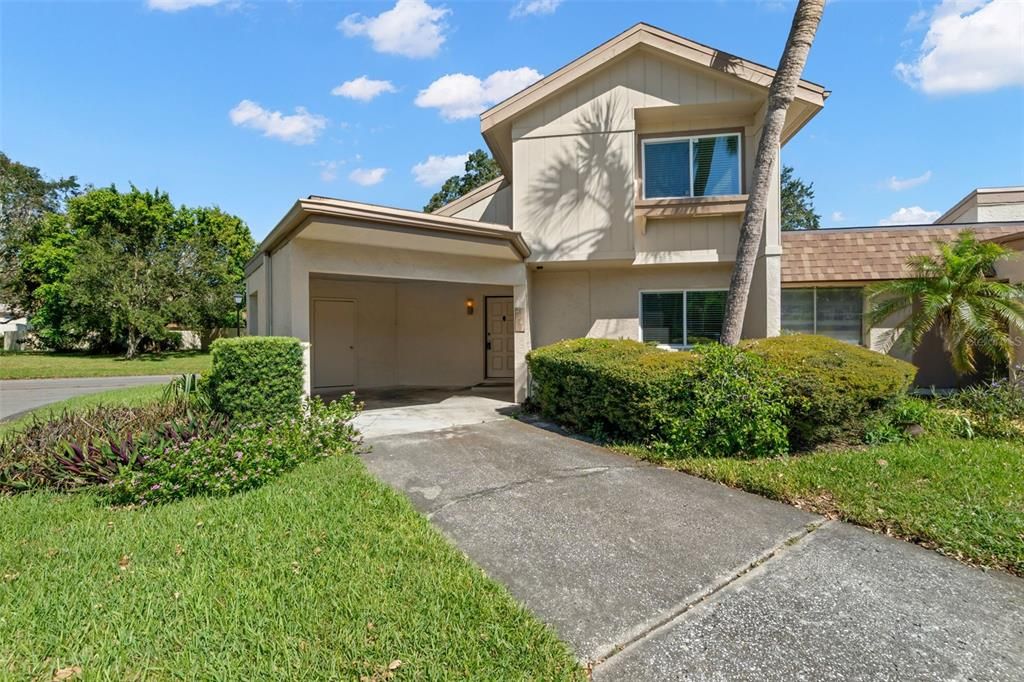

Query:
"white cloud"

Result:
[[331, 76, 398, 101], [415, 67, 543, 120], [879, 206, 942, 226], [412, 153, 468, 187], [511, 0, 562, 18], [339, 0, 449, 59], [349, 167, 388, 186], [895, 0, 1024, 94], [147, 0, 223, 11], [316, 161, 343, 182], [229, 100, 327, 145], [830, 211, 846, 222], [885, 170, 933, 191]]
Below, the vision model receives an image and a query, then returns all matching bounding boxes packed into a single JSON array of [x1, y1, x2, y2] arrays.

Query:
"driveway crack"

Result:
[[426, 466, 615, 519]]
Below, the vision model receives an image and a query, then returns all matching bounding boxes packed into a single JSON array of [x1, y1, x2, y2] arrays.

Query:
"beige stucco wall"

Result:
[[309, 276, 511, 388], [256, 229, 532, 399], [996, 237, 1024, 370], [448, 184, 513, 226], [530, 262, 769, 345]]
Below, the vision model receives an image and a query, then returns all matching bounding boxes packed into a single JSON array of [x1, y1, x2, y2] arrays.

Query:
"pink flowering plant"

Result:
[[108, 395, 360, 506]]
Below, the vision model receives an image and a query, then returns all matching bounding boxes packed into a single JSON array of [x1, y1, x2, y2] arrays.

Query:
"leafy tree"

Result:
[[722, 0, 825, 345], [423, 149, 501, 213], [66, 186, 184, 358], [780, 165, 820, 231], [868, 231, 1024, 375], [0, 152, 79, 315]]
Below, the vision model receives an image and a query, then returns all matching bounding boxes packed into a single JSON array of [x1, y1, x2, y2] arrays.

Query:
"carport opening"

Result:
[[308, 273, 513, 397]]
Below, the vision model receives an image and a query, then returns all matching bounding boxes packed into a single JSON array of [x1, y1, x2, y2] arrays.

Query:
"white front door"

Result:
[[312, 298, 355, 389], [486, 297, 514, 379]]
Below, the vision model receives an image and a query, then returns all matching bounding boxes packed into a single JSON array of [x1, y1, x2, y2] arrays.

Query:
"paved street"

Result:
[[0, 375, 175, 420], [356, 389, 1024, 681]]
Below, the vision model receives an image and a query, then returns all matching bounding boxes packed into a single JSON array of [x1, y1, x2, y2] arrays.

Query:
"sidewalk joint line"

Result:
[[589, 519, 833, 670]]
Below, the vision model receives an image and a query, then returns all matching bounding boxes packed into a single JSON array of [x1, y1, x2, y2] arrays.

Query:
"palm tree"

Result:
[[721, 0, 826, 345], [868, 231, 1024, 375]]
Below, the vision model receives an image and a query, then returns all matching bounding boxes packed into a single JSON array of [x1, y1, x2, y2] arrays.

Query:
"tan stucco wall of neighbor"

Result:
[[996, 237, 1024, 370], [530, 262, 770, 345], [308, 276, 511, 389]]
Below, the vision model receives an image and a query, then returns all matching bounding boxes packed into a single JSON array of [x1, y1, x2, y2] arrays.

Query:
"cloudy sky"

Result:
[[3, 0, 1023, 240]]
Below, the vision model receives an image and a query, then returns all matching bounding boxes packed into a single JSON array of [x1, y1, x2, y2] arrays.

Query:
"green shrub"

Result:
[[527, 338, 696, 442], [659, 344, 788, 458], [743, 334, 917, 448], [108, 395, 360, 506], [942, 376, 1024, 439], [207, 336, 305, 421], [862, 396, 933, 445]]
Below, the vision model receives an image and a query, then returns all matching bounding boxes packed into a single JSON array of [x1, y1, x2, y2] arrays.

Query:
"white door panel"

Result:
[[313, 299, 355, 388]]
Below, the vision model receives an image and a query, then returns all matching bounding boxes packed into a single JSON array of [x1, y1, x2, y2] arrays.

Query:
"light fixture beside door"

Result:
[[465, 298, 475, 315]]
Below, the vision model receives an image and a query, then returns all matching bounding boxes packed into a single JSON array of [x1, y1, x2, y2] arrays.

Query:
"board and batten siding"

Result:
[[508, 48, 775, 265]]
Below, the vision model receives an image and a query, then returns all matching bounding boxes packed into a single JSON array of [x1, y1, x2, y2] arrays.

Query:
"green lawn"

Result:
[[0, 351, 211, 380], [0, 455, 582, 680], [0, 384, 167, 439], [621, 437, 1023, 575]]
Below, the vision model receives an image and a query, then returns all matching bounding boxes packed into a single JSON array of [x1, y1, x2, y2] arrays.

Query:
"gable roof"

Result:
[[432, 176, 508, 218], [934, 186, 1024, 224], [781, 223, 1024, 284], [480, 22, 829, 176]]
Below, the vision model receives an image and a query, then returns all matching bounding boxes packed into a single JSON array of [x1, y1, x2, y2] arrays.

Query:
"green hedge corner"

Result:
[[207, 336, 305, 421]]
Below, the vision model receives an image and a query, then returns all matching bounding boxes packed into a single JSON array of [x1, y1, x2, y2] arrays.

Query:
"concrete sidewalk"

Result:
[[0, 375, 174, 420], [360, 398, 1024, 680]]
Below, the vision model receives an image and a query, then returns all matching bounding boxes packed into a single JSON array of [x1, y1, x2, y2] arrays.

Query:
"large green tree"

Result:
[[2, 155, 255, 356], [781, 165, 820, 231], [0, 152, 79, 316], [423, 149, 501, 213], [868, 231, 1024, 375]]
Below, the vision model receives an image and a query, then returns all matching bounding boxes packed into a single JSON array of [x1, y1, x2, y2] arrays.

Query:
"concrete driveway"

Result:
[[358, 390, 1024, 680], [0, 375, 174, 420]]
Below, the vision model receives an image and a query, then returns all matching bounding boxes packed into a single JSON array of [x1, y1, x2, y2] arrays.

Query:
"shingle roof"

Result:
[[781, 223, 1024, 284]]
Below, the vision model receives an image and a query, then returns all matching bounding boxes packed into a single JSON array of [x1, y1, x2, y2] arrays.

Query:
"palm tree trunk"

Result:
[[721, 0, 825, 346]]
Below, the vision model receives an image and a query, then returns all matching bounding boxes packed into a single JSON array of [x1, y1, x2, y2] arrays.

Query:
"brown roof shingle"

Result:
[[781, 223, 1024, 284]]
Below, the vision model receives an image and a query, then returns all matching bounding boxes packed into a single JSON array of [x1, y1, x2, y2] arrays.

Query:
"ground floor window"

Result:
[[640, 289, 727, 347], [782, 287, 864, 344]]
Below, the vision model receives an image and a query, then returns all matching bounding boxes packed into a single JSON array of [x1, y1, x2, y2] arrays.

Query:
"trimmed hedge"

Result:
[[207, 336, 305, 421], [743, 334, 917, 448], [528, 335, 917, 455], [527, 338, 695, 442]]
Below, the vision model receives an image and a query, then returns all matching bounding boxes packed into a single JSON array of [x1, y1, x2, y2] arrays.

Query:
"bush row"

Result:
[[527, 334, 918, 456]]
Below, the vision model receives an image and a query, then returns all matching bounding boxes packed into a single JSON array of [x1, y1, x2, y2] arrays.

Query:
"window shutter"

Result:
[[685, 291, 726, 344], [643, 141, 690, 199]]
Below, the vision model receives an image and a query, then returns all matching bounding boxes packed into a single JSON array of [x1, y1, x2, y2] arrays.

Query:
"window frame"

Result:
[[640, 131, 743, 201], [781, 286, 865, 345], [639, 287, 728, 349]]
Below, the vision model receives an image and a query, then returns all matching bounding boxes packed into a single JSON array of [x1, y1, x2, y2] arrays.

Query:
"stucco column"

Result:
[[300, 341, 312, 398], [513, 271, 533, 403], [290, 264, 310, 343]]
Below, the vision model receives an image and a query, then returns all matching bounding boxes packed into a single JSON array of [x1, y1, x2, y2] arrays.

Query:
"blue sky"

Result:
[[3, 0, 1023, 241]]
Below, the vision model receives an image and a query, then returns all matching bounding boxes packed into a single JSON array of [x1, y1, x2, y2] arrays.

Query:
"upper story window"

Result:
[[641, 133, 742, 200], [781, 287, 864, 345]]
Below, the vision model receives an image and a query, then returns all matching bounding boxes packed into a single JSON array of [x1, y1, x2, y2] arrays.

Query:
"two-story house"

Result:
[[245, 23, 829, 401]]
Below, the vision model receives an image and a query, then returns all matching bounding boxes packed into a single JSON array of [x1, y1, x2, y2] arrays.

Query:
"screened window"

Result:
[[641, 290, 727, 347], [642, 133, 741, 199], [782, 288, 864, 344]]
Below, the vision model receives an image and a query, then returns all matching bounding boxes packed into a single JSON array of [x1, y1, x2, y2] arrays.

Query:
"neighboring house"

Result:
[[780, 187, 1024, 388], [246, 23, 828, 401], [0, 304, 30, 351]]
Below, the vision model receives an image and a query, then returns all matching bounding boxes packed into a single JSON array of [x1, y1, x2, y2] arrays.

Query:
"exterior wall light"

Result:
[[466, 298, 475, 315]]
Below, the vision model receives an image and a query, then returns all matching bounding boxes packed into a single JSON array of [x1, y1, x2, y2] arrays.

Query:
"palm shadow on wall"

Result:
[[525, 98, 634, 261]]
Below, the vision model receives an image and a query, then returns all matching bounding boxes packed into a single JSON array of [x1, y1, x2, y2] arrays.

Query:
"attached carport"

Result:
[[245, 197, 532, 401]]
